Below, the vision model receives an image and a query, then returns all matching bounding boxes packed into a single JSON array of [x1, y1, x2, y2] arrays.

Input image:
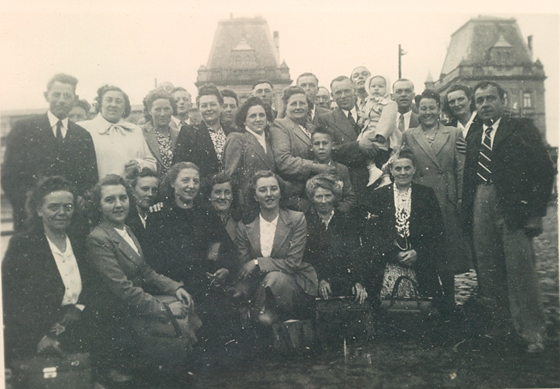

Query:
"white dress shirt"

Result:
[[341, 107, 358, 122], [172, 115, 191, 128], [79, 114, 157, 179], [47, 110, 69, 139], [397, 110, 414, 132], [46, 235, 83, 308], [259, 214, 279, 258], [245, 126, 268, 153], [481, 118, 501, 148]]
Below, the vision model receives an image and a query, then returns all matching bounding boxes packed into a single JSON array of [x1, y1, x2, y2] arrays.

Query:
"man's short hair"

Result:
[[47, 73, 78, 92], [75, 99, 91, 114], [251, 80, 273, 90], [297, 72, 319, 85], [171, 86, 189, 94], [392, 78, 415, 92], [197, 84, 223, 106], [473, 81, 506, 100], [221, 89, 239, 105], [329, 75, 351, 90]]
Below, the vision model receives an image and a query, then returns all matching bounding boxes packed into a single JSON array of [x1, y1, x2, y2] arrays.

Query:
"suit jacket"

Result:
[[363, 183, 444, 297], [172, 121, 235, 179], [403, 123, 465, 206], [304, 208, 363, 295], [2, 228, 90, 357], [1, 113, 98, 229], [317, 108, 369, 205], [462, 116, 555, 231], [86, 220, 182, 325], [236, 208, 318, 296], [409, 112, 420, 130], [311, 105, 331, 128], [224, 130, 276, 205], [142, 122, 179, 176]]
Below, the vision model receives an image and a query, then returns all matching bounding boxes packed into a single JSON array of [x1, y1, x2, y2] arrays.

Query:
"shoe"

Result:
[[526, 341, 545, 353]]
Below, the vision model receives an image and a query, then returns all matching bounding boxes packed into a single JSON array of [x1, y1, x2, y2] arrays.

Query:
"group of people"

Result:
[[2, 66, 555, 383]]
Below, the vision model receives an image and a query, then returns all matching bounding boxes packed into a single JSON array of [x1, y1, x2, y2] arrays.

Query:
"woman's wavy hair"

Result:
[[142, 88, 178, 122], [234, 96, 274, 130], [24, 176, 78, 232], [442, 84, 475, 120], [305, 173, 343, 206], [95, 85, 132, 119], [85, 174, 134, 226], [202, 172, 242, 221], [159, 162, 201, 204], [280, 86, 311, 117], [242, 170, 287, 224]]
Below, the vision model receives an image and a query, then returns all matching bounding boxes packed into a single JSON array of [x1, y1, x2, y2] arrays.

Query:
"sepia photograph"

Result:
[[0, 0, 558, 388]]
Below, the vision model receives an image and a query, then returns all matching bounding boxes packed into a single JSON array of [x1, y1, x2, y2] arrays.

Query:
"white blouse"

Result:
[[259, 214, 279, 258], [79, 114, 157, 179], [46, 235, 83, 308]]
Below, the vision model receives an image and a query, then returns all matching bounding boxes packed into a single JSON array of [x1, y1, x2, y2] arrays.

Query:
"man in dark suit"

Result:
[[296, 72, 331, 126], [2, 73, 98, 231], [462, 81, 555, 353], [392, 78, 419, 133], [317, 76, 378, 208], [173, 84, 235, 180]]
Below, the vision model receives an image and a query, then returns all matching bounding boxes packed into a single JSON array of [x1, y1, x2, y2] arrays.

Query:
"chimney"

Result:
[[273, 31, 280, 54], [527, 35, 533, 58]]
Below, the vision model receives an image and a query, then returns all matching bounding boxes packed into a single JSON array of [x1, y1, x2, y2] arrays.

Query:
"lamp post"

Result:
[[398, 45, 407, 79]]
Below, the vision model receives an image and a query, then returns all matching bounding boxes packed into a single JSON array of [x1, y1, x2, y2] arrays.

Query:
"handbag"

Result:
[[381, 276, 433, 314], [131, 295, 202, 368], [12, 353, 92, 389], [315, 297, 375, 343]]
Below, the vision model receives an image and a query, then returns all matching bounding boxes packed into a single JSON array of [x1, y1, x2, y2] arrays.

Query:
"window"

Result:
[[523, 92, 532, 108]]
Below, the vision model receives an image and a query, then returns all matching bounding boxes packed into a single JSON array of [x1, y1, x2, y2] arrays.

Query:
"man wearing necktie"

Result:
[[350, 66, 371, 112], [392, 79, 419, 133], [317, 76, 378, 210], [296, 72, 331, 127], [1, 74, 98, 232], [462, 81, 554, 353]]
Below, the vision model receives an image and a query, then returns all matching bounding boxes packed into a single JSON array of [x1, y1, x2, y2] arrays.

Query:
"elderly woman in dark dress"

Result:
[[363, 149, 444, 305], [141, 88, 180, 178], [304, 174, 366, 302], [3, 177, 91, 362]]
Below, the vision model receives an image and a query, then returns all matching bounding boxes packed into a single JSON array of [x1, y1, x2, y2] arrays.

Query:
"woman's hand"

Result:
[[240, 260, 258, 279], [175, 288, 193, 309], [397, 249, 418, 266], [353, 282, 368, 305], [37, 335, 63, 356], [211, 268, 230, 286], [319, 279, 332, 300], [124, 160, 140, 177], [168, 301, 189, 318]]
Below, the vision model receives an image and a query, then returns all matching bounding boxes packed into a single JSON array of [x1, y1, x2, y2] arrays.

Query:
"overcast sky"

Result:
[[0, 0, 558, 145]]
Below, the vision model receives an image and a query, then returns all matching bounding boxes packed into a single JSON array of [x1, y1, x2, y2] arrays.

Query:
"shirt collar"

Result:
[[341, 107, 357, 119], [94, 113, 135, 134], [47, 110, 68, 129], [483, 117, 501, 132], [46, 234, 72, 256], [245, 126, 266, 141]]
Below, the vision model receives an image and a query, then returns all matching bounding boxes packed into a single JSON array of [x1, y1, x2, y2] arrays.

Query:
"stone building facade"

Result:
[[432, 16, 548, 143], [196, 16, 292, 110]]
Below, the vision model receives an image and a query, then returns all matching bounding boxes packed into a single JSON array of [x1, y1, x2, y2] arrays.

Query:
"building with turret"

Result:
[[432, 16, 548, 143], [196, 16, 292, 110]]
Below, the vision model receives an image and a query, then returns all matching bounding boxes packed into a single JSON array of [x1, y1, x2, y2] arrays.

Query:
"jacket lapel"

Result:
[[492, 117, 513, 151], [410, 126, 440, 167], [99, 221, 143, 266], [246, 132, 273, 169], [246, 217, 262, 257], [289, 120, 312, 147], [430, 123, 450, 157], [334, 108, 358, 141], [271, 209, 292, 258], [142, 123, 163, 163]]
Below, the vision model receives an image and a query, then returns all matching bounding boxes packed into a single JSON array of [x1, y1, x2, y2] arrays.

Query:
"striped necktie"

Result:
[[477, 127, 493, 183]]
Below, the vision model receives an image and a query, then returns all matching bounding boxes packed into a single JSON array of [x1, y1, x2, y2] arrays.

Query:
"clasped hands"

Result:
[[397, 249, 418, 266]]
